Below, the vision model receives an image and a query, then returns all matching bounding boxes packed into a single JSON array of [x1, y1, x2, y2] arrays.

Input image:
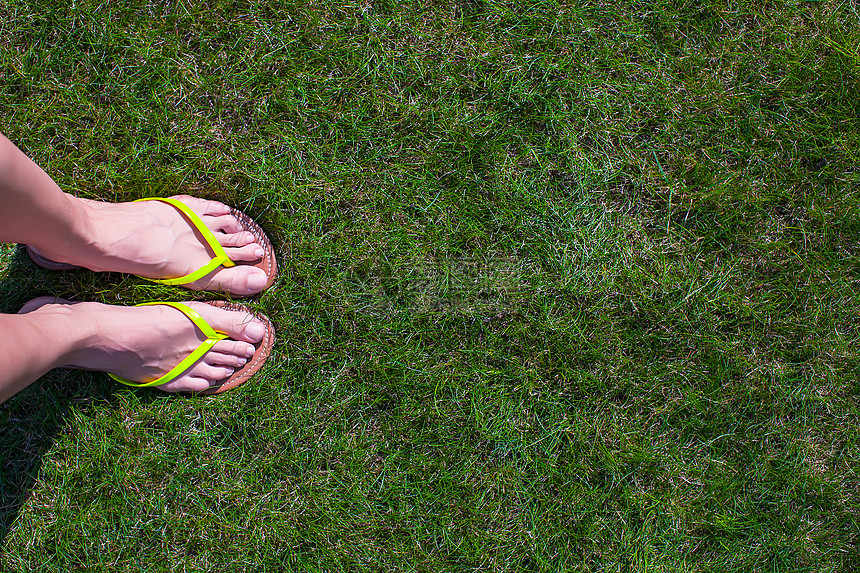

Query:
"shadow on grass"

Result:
[[0, 371, 116, 544], [0, 247, 158, 544]]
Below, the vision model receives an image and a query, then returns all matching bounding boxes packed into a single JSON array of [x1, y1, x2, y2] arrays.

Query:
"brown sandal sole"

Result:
[[193, 300, 276, 395]]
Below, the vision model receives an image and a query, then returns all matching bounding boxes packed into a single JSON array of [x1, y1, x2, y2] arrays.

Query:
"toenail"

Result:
[[247, 273, 266, 290], [246, 321, 265, 340], [245, 344, 256, 357], [255, 247, 264, 258]]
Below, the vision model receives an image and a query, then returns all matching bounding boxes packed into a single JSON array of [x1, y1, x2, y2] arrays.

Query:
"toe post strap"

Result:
[[134, 197, 236, 286], [108, 302, 228, 388]]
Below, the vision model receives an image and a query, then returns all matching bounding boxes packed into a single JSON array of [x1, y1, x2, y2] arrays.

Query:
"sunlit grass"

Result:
[[1, 0, 859, 571]]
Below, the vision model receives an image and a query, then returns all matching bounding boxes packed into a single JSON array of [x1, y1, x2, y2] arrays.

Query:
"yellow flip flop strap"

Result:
[[108, 302, 229, 388], [135, 197, 236, 286]]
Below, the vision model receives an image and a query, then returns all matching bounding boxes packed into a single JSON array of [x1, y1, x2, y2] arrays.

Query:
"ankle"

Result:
[[63, 195, 103, 253], [33, 195, 113, 268]]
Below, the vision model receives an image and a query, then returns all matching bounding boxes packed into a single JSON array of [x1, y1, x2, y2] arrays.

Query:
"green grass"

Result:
[[1, 0, 859, 570]]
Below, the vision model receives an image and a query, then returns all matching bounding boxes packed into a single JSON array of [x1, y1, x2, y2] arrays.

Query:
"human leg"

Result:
[[0, 133, 277, 403], [0, 299, 270, 404], [0, 133, 273, 296]]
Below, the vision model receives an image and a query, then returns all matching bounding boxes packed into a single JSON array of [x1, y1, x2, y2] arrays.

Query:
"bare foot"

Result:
[[18, 297, 268, 393], [30, 195, 272, 296]]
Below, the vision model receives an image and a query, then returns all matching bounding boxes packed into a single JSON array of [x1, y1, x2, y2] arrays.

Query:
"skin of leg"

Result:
[[0, 300, 266, 405], [0, 133, 96, 251], [0, 306, 81, 404], [0, 133, 269, 295]]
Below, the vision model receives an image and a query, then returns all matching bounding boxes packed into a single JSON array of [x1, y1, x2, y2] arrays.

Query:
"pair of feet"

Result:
[[19, 195, 276, 394]]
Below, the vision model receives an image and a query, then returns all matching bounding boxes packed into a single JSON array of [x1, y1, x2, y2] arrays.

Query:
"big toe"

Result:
[[186, 301, 269, 344], [194, 266, 269, 297]]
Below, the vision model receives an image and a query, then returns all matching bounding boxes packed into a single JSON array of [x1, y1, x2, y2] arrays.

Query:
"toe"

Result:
[[189, 363, 235, 382], [157, 375, 212, 394], [243, 269, 268, 294], [225, 243, 265, 262], [187, 302, 268, 344], [204, 214, 243, 234], [216, 231, 257, 248], [211, 339, 257, 358], [173, 195, 231, 217], [183, 377, 216, 392], [205, 351, 248, 368], [194, 265, 268, 296]]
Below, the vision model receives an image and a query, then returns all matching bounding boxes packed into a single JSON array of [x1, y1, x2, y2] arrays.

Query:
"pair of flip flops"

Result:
[[26, 197, 278, 395]]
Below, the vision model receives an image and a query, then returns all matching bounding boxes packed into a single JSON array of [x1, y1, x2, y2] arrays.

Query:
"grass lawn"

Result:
[[1, 0, 859, 570]]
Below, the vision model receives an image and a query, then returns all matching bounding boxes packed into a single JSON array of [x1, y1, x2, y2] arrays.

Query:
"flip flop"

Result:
[[25, 196, 277, 296], [109, 300, 275, 395]]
